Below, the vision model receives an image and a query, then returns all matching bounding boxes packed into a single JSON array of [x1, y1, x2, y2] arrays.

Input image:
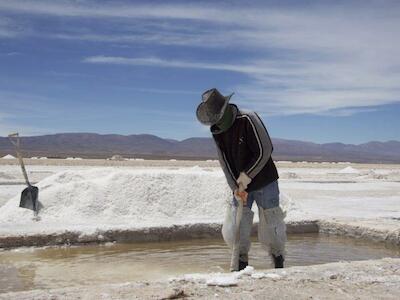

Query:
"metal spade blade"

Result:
[[19, 185, 39, 211]]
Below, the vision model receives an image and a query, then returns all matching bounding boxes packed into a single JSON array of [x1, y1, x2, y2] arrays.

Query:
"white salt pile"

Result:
[[109, 155, 124, 161], [338, 166, 360, 174], [0, 168, 295, 231], [356, 170, 389, 180], [178, 266, 259, 287], [0, 168, 231, 227], [1, 154, 15, 159], [280, 172, 298, 179], [206, 275, 238, 287]]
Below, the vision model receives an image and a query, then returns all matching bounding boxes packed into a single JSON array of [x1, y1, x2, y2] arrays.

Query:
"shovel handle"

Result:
[[230, 196, 244, 271], [8, 133, 31, 186]]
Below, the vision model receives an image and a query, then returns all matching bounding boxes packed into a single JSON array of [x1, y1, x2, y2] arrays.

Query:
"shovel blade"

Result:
[[19, 186, 39, 211]]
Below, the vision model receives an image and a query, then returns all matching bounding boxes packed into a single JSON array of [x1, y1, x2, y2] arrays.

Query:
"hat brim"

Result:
[[196, 93, 233, 126]]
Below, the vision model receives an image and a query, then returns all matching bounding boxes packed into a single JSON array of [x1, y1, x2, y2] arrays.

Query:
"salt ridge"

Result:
[[0, 167, 295, 228]]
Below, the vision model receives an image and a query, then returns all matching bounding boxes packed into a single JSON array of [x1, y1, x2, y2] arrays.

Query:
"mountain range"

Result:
[[1, 133, 399, 163]]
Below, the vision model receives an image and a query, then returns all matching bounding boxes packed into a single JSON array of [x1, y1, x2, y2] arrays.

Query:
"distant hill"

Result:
[[1, 133, 399, 163]]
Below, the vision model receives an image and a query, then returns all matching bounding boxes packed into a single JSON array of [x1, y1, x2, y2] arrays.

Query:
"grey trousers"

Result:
[[233, 180, 287, 262]]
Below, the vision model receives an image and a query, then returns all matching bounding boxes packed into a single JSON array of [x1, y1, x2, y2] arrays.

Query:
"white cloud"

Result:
[[84, 55, 400, 115], [83, 56, 287, 75], [117, 86, 198, 95], [0, 52, 21, 56], [0, 1, 227, 21]]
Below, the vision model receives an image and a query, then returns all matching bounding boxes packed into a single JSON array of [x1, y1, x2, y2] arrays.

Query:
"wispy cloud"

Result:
[[0, 17, 21, 38], [0, 1, 231, 22], [0, 110, 51, 137], [83, 56, 288, 75], [0, 90, 199, 138], [117, 86, 198, 95], [0, 51, 21, 56], [84, 55, 400, 115]]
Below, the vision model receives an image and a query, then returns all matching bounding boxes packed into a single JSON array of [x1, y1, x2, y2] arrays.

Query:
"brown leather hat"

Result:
[[196, 88, 234, 125]]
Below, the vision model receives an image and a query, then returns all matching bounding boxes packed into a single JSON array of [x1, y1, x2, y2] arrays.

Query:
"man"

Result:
[[196, 88, 286, 270]]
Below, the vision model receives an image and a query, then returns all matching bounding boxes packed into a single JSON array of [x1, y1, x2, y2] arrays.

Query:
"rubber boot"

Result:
[[234, 207, 253, 271], [239, 260, 248, 271], [272, 254, 284, 268]]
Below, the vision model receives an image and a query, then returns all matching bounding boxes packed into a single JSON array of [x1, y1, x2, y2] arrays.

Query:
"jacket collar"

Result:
[[211, 104, 239, 135]]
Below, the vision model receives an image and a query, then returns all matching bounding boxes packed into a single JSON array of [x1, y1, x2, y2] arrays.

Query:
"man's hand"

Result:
[[234, 189, 248, 205], [237, 172, 252, 192]]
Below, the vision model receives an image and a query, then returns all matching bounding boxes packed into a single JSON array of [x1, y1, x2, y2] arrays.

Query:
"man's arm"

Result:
[[213, 137, 238, 191], [240, 111, 273, 180]]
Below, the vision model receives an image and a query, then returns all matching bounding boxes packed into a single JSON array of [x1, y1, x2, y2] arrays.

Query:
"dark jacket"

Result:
[[211, 104, 278, 192]]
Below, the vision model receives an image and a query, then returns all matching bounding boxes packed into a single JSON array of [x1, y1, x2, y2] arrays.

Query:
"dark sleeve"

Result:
[[242, 112, 273, 179], [214, 137, 238, 191]]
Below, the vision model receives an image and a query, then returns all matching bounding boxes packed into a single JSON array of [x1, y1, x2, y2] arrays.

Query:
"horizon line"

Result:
[[0, 132, 399, 146]]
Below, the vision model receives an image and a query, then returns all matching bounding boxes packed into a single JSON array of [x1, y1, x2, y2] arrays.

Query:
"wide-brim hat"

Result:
[[196, 88, 234, 126]]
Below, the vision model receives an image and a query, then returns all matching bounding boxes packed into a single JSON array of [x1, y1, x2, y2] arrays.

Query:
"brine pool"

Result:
[[1, 233, 399, 293]]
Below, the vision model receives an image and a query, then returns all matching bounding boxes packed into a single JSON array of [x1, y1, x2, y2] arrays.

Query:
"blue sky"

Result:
[[0, 0, 399, 144]]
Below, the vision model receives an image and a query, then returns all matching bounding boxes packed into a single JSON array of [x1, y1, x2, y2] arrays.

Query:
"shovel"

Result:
[[230, 185, 247, 271], [8, 133, 40, 219]]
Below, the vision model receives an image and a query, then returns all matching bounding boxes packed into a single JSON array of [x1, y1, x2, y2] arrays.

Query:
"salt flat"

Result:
[[0, 159, 399, 298]]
